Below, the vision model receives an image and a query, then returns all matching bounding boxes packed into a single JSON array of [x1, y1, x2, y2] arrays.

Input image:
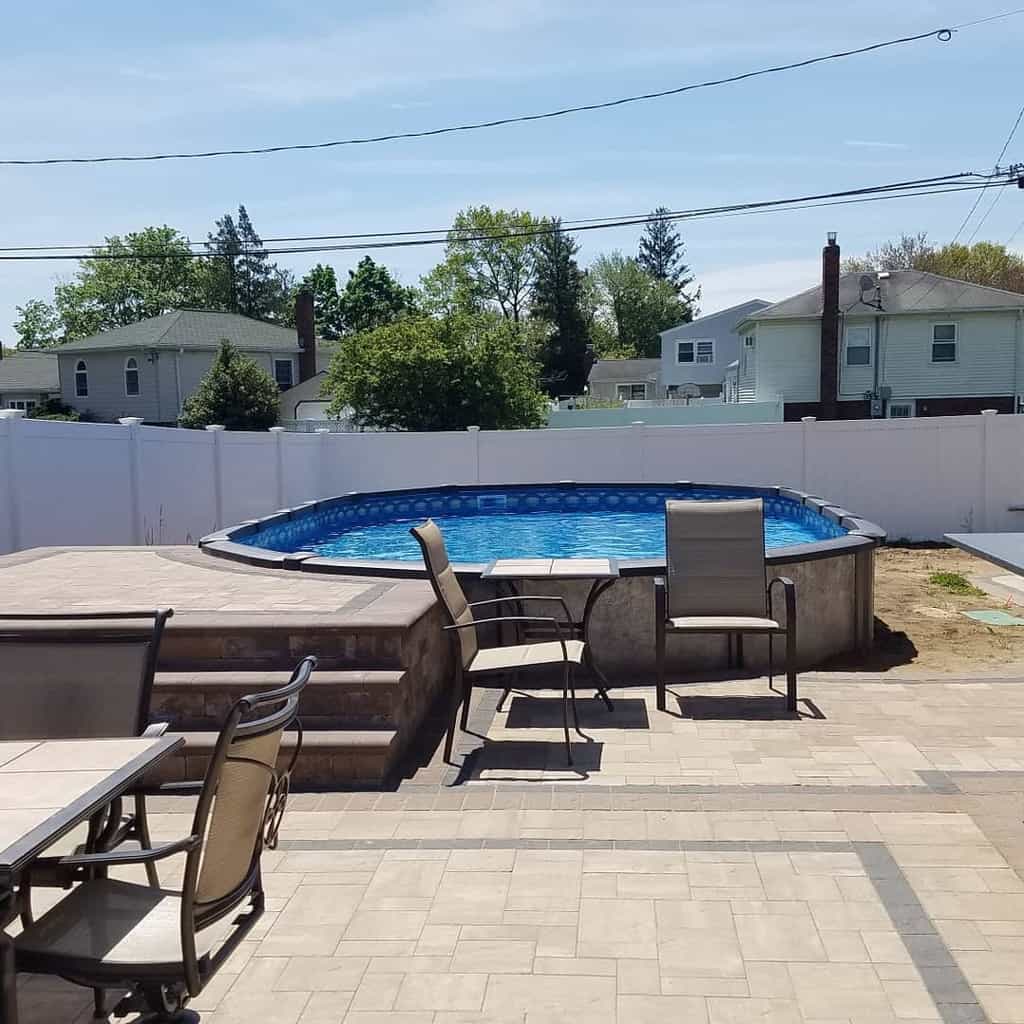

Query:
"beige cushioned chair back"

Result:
[[0, 641, 149, 739], [196, 728, 282, 906], [410, 519, 478, 668], [665, 498, 768, 618]]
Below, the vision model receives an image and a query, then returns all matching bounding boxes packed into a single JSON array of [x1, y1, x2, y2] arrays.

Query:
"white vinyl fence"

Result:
[[1, 411, 1022, 555]]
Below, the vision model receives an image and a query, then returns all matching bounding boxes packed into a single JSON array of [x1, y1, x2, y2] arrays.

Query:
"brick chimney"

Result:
[[295, 290, 317, 383], [819, 232, 840, 420]]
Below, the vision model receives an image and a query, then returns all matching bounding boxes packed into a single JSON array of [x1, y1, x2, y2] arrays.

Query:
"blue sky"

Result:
[[1, 0, 1022, 340]]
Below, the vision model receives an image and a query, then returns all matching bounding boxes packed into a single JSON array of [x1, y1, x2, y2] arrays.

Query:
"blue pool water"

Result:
[[238, 485, 846, 564]]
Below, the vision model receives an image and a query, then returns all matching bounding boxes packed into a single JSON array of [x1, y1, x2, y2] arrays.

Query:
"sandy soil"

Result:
[[827, 546, 1024, 675]]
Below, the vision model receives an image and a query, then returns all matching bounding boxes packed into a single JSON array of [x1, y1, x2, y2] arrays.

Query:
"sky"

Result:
[[1, 0, 1022, 340]]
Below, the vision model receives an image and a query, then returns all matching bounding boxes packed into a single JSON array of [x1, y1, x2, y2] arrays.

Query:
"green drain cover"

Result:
[[962, 609, 1024, 626]]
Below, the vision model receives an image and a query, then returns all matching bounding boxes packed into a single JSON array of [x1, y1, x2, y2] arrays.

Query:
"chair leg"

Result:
[[786, 625, 798, 713], [459, 684, 472, 731], [134, 792, 160, 888], [569, 665, 583, 736], [92, 987, 105, 1021], [495, 687, 512, 713], [562, 662, 574, 766], [655, 619, 667, 712], [768, 633, 774, 691], [736, 633, 744, 670], [443, 672, 466, 764]]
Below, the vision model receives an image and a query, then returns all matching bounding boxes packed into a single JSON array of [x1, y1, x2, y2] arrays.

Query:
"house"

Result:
[[586, 359, 662, 402], [658, 300, 770, 398], [0, 350, 60, 413], [732, 234, 1024, 420], [55, 302, 319, 424], [279, 371, 330, 420]]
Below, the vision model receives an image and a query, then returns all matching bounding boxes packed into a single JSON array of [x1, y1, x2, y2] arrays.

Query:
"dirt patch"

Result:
[[828, 546, 1024, 674]]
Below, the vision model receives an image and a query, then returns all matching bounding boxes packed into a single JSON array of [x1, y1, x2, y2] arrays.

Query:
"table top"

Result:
[[944, 533, 1024, 577], [481, 557, 620, 580], [0, 735, 183, 882]]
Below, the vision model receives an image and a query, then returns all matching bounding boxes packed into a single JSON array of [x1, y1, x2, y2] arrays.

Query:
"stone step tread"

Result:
[[155, 669, 406, 689], [169, 727, 399, 752]]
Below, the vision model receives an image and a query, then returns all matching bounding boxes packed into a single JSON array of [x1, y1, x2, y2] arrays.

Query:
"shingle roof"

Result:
[[588, 358, 661, 382], [749, 271, 1024, 321], [0, 351, 60, 392], [54, 310, 301, 354]]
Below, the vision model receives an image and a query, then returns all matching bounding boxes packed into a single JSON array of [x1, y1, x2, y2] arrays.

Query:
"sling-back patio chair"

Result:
[[654, 498, 798, 713], [0, 610, 173, 890], [411, 519, 588, 766], [15, 654, 315, 1023]]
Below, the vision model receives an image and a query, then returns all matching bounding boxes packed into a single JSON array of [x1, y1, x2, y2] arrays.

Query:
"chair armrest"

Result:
[[469, 595, 575, 623], [654, 577, 667, 622], [142, 721, 170, 738], [445, 615, 570, 659], [768, 576, 797, 631], [58, 835, 199, 869], [136, 780, 203, 797]]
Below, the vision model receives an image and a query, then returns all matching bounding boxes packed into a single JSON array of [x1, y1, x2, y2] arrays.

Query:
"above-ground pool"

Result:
[[220, 485, 846, 565]]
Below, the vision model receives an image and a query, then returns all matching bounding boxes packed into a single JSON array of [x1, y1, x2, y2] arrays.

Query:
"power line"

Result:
[[0, 176, 1012, 263], [0, 25, 966, 168], [0, 171, 994, 255], [951, 103, 1024, 243]]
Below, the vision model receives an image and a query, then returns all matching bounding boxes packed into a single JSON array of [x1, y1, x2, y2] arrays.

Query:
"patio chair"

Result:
[[411, 519, 587, 766], [0, 610, 173, 889], [14, 654, 315, 1023], [654, 498, 797, 713]]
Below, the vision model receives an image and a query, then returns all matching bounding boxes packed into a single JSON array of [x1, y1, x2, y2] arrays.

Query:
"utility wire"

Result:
[[0, 25, 966, 167], [0, 171, 995, 255], [951, 102, 1024, 243], [0, 178, 1012, 262]]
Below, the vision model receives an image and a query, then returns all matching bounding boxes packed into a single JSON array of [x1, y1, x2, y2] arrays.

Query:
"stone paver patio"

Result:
[[14, 672, 1024, 1023]]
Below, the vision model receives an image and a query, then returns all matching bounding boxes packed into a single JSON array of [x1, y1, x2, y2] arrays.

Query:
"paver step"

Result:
[[153, 728, 401, 788], [153, 668, 407, 730]]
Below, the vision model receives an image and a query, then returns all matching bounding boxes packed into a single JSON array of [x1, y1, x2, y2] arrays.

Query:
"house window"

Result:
[[124, 357, 140, 396], [888, 401, 915, 419], [845, 325, 872, 366], [741, 336, 755, 374], [677, 339, 715, 365], [7, 400, 36, 412], [616, 383, 647, 401], [932, 323, 957, 362], [274, 359, 294, 390], [74, 360, 88, 397]]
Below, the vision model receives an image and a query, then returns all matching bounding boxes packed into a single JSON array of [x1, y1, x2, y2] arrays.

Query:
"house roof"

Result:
[[0, 351, 60, 392], [659, 299, 772, 340], [55, 309, 302, 354], [279, 372, 327, 404], [588, 358, 661, 383], [748, 271, 1024, 322]]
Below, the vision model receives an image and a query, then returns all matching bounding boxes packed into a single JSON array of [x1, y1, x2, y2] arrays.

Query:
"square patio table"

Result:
[[945, 533, 1024, 577], [481, 558, 620, 708], [0, 735, 183, 1024]]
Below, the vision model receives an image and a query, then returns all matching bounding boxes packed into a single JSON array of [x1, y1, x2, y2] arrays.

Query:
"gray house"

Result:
[[586, 358, 662, 402], [0, 351, 60, 412], [55, 309, 317, 424], [658, 300, 770, 398]]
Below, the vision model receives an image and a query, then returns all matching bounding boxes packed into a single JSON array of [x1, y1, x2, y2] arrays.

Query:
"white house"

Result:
[[732, 235, 1024, 420], [658, 299, 770, 398]]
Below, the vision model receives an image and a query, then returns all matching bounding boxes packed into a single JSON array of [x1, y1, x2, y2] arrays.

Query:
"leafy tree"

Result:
[[14, 299, 62, 348], [205, 205, 293, 320], [47, 227, 205, 341], [337, 257, 416, 335], [531, 220, 591, 395], [442, 206, 547, 323], [637, 208, 700, 315], [842, 232, 933, 273], [589, 253, 691, 358], [179, 340, 281, 430], [323, 313, 547, 431]]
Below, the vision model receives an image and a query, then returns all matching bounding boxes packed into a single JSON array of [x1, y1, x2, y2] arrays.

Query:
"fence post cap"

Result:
[[118, 416, 144, 426], [801, 416, 817, 423], [315, 428, 331, 434], [204, 424, 226, 432], [269, 425, 286, 433], [981, 409, 998, 416], [467, 425, 481, 432]]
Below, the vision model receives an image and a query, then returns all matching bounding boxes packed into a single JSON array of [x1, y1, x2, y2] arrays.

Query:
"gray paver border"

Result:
[[274, 834, 987, 1024]]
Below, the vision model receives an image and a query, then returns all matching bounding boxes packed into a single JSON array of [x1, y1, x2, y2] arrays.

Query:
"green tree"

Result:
[[48, 227, 205, 341], [14, 299, 62, 348], [531, 220, 591, 395], [442, 206, 547, 323], [295, 264, 343, 338], [842, 232, 933, 273], [637, 208, 700, 316], [337, 257, 416, 335], [323, 313, 547, 431], [179, 340, 281, 430], [590, 253, 691, 358]]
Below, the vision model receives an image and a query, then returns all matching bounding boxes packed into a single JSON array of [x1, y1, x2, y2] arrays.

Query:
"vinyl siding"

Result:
[[738, 331, 757, 402], [879, 311, 1018, 399], [838, 317, 877, 400], [753, 321, 819, 403]]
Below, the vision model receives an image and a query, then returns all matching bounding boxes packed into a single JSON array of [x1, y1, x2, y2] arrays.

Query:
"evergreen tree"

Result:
[[531, 220, 591, 396], [338, 257, 416, 335], [296, 264, 343, 339], [637, 208, 699, 319], [179, 340, 280, 430]]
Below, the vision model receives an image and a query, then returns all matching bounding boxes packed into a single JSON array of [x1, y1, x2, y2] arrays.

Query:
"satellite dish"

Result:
[[858, 274, 876, 293]]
